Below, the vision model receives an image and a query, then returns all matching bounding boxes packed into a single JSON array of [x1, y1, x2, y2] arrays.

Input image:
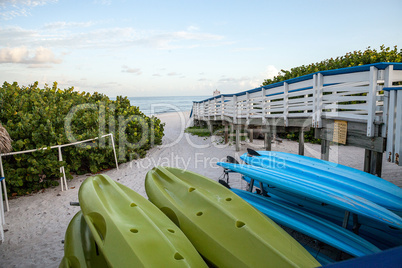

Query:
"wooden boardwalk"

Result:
[[191, 62, 402, 177]]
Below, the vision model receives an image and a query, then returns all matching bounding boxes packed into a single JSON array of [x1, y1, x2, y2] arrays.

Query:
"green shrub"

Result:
[[185, 126, 211, 137], [0, 81, 165, 196], [263, 45, 402, 86]]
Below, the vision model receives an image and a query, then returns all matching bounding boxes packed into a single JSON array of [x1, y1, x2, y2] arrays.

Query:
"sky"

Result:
[[0, 0, 401, 97]]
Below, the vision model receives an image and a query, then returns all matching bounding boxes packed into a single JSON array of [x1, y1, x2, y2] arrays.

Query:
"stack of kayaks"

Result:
[[61, 157, 401, 267], [216, 150, 402, 256], [60, 174, 207, 268], [60, 171, 321, 267]]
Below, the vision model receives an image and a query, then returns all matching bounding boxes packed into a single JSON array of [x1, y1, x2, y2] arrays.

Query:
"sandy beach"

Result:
[[0, 111, 401, 267]]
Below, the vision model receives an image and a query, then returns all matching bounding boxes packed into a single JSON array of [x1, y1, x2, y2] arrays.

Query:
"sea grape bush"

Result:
[[0, 82, 165, 196], [262, 45, 402, 144], [262, 45, 402, 86]]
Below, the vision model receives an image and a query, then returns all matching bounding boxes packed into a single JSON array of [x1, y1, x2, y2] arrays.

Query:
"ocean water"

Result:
[[126, 96, 209, 116]]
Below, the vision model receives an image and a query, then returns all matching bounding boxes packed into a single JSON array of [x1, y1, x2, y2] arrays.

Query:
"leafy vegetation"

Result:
[[0, 82, 165, 196], [185, 126, 212, 137], [263, 45, 402, 86]]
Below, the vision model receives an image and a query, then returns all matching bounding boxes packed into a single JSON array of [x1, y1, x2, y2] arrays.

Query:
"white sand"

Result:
[[0, 111, 401, 267]]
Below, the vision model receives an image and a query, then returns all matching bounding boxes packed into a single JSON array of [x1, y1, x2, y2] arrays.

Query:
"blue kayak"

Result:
[[231, 189, 381, 257], [240, 151, 402, 213], [322, 246, 402, 268], [243, 176, 402, 250], [217, 162, 402, 229]]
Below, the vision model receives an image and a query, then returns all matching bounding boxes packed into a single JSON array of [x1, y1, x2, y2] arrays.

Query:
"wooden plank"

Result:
[[323, 71, 370, 84], [318, 128, 385, 152]]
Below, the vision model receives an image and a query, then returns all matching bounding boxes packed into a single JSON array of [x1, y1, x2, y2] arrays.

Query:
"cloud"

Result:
[[167, 72, 180, 76], [0, 0, 58, 20], [0, 24, 226, 52], [218, 76, 262, 90], [122, 65, 142, 75], [43, 21, 96, 30], [265, 65, 279, 80], [0, 46, 62, 64]]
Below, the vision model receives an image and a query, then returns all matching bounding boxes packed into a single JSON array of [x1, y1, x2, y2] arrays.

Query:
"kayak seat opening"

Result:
[[174, 252, 184, 260], [160, 207, 180, 228], [130, 228, 139, 233], [196, 212, 203, 216], [235, 221, 246, 228], [86, 212, 107, 242], [167, 229, 175, 233], [188, 187, 196, 192]]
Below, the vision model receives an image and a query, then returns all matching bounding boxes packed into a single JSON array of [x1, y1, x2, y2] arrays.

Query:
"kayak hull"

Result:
[[78, 174, 207, 268], [145, 166, 320, 268]]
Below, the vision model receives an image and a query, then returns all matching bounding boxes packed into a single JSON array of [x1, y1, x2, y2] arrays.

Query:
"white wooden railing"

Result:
[[191, 62, 402, 166]]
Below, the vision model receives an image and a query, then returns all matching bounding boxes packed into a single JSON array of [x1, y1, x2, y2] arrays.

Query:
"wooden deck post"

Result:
[[207, 121, 213, 135], [235, 125, 241, 152], [298, 127, 305, 155], [224, 124, 229, 144], [321, 139, 330, 161], [264, 133, 272, 151], [249, 128, 254, 143], [364, 149, 383, 177]]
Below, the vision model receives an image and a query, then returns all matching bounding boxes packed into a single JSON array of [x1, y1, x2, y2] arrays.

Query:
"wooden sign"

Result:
[[333, 120, 347, 144]]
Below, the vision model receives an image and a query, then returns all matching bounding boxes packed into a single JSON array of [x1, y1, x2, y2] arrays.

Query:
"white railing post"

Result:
[[213, 97, 217, 121], [312, 74, 317, 126], [207, 99, 211, 118], [395, 90, 402, 166], [0, 155, 6, 221], [262, 88, 267, 124], [221, 95, 225, 116], [283, 82, 289, 127], [58, 146, 68, 191], [233, 95, 238, 125], [246, 92, 250, 125], [110, 134, 119, 170], [0, 156, 8, 212], [383, 65, 393, 137], [314, 73, 323, 128], [367, 66, 378, 137]]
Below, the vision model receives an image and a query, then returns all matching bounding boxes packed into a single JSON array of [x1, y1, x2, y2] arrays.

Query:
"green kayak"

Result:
[[76, 174, 207, 267], [59, 211, 108, 268], [145, 166, 320, 268]]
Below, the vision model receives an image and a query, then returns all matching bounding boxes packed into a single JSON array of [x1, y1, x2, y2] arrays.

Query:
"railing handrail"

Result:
[[193, 62, 402, 104]]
